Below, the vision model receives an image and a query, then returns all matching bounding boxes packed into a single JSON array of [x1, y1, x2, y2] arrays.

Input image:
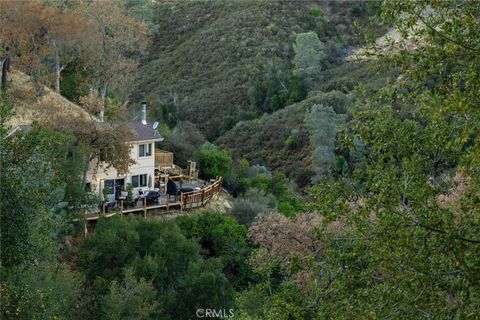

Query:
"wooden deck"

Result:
[[84, 177, 223, 221]]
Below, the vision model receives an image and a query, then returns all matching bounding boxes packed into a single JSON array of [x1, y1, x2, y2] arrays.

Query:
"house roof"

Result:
[[127, 122, 163, 142], [6, 122, 163, 143], [95, 121, 163, 143]]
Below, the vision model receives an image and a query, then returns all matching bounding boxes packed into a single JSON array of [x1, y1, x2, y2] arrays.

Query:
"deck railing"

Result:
[[155, 149, 174, 168], [180, 176, 223, 209], [85, 176, 224, 222]]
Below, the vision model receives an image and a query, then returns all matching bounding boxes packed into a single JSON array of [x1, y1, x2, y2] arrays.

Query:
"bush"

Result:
[[249, 67, 308, 113], [304, 104, 338, 181], [198, 143, 233, 180], [293, 32, 326, 88], [102, 268, 159, 320], [162, 121, 206, 167], [0, 262, 81, 320], [77, 217, 237, 319], [284, 129, 304, 150], [176, 212, 254, 288], [231, 188, 277, 227], [307, 90, 351, 114]]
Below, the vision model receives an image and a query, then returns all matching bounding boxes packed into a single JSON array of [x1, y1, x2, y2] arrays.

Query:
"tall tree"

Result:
[[293, 32, 326, 88], [1, 1, 51, 90], [78, 0, 149, 120], [302, 1, 480, 317], [304, 104, 338, 181], [102, 268, 159, 320], [1, 1, 99, 94], [43, 7, 96, 94]]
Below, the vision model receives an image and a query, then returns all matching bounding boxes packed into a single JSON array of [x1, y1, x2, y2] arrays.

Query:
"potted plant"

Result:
[[102, 186, 111, 213], [102, 186, 110, 204], [126, 183, 134, 207]]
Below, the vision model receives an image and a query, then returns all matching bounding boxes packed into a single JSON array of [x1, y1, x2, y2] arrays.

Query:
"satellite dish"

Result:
[[152, 121, 159, 130]]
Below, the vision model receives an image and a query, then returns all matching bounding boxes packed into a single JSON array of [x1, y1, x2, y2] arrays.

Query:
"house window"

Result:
[[138, 143, 152, 157], [132, 174, 148, 188], [104, 179, 115, 194]]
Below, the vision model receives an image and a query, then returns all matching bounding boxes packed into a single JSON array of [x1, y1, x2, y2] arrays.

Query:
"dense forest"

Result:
[[1, 0, 480, 319]]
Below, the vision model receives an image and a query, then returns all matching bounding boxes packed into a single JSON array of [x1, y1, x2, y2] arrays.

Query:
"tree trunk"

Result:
[[55, 63, 61, 94], [100, 84, 107, 121], [1, 56, 10, 90], [52, 39, 64, 94]]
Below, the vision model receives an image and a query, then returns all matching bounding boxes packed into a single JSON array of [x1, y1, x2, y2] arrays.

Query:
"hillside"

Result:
[[6, 70, 92, 128], [217, 60, 398, 185], [132, 0, 374, 140]]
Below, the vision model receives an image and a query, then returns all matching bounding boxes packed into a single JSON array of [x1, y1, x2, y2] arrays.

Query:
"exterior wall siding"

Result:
[[85, 140, 158, 202]]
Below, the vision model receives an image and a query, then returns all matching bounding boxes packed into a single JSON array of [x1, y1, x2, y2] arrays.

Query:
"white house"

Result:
[[86, 103, 164, 203]]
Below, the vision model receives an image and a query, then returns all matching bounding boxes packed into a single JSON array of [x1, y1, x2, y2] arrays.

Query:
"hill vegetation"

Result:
[[133, 0, 375, 140], [6, 70, 92, 127], [217, 60, 398, 186], [2, 1, 480, 319]]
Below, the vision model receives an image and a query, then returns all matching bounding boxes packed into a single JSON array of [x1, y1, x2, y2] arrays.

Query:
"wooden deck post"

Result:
[[143, 197, 147, 219], [166, 193, 169, 212], [180, 193, 184, 213], [120, 200, 123, 218], [201, 189, 205, 205]]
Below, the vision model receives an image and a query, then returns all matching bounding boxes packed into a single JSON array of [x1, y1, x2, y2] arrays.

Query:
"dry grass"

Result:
[[7, 69, 93, 127], [348, 26, 424, 61]]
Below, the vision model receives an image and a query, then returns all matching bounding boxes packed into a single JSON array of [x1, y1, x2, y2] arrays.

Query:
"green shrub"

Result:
[[176, 212, 254, 288], [162, 121, 206, 167], [231, 188, 276, 227], [310, 6, 323, 17], [284, 129, 303, 150], [197, 143, 233, 179], [1, 262, 81, 320], [304, 104, 338, 181]]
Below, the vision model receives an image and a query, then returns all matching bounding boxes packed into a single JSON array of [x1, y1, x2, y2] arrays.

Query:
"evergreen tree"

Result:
[[293, 32, 326, 87], [304, 104, 337, 182]]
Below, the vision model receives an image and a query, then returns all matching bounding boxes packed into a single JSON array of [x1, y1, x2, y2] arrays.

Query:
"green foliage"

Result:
[[232, 168, 304, 217], [217, 101, 309, 184], [134, 0, 370, 139], [309, 6, 323, 17], [304, 104, 338, 182], [296, 1, 480, 317], [176, 212, 254, 288], [270, 173, 304, 216], [78, 218, 141, 292], [293, 32, 326, 87], [174, 258, 235, 319], [284, 129, 303, 150], [146, 99, 178, 129], [161, 121, 206, 167], [124, 0, 158, 32], [0, 262, 81, 320], [227, 158, 251, 196], [102, 186, 110, 203], [1, 121, 91, 267], [198, 143, 233, 180], [60, 60, 90, 103], [231, 188, 276, 227], [126, 183, 133, 202], [249, 66, 307, 114], [102, 268, 158, 320], [77, 217, 237, 319], [217, 64, 384, 186]]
